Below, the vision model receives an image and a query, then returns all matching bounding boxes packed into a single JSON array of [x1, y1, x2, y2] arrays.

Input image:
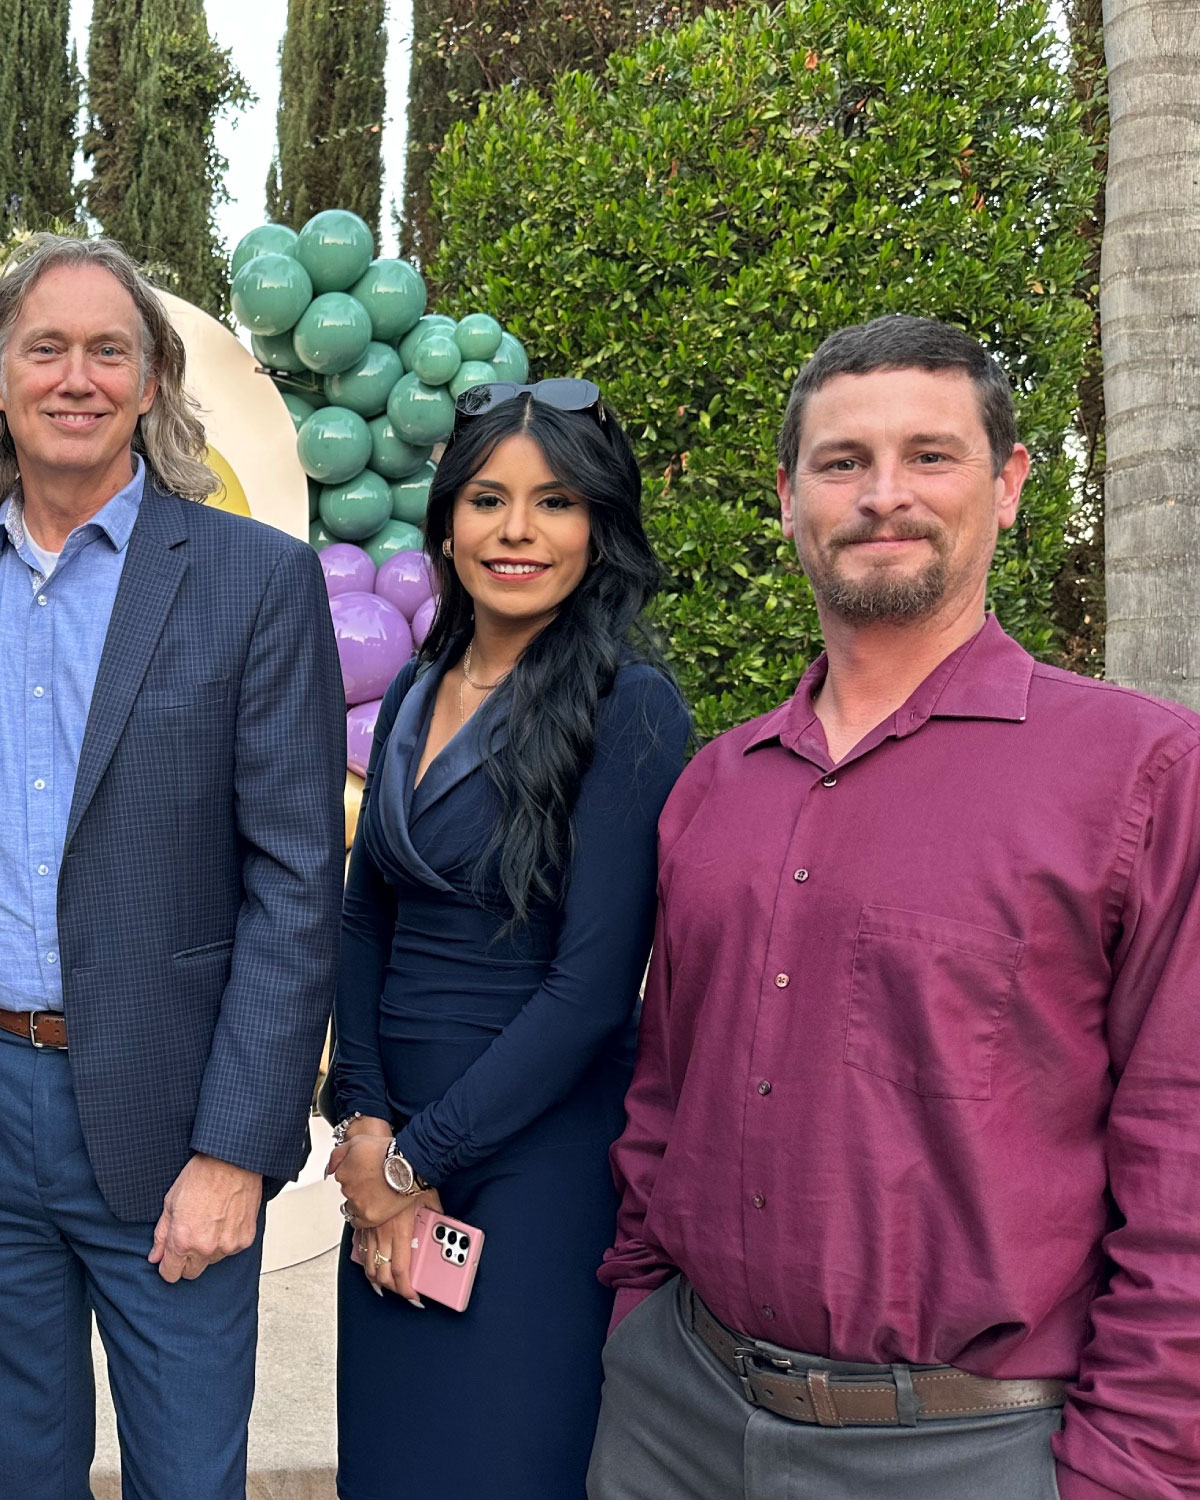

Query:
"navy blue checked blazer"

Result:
[[56, 483, 345, 1222]]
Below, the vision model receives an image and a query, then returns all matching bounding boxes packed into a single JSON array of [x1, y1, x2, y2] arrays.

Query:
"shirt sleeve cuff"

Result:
[[1053, 1463, 1129, 1500], [608, 1285, 655, 1336]]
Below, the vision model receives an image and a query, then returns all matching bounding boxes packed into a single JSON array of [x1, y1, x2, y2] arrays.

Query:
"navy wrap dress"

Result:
[[333, 653, 688, 1500]]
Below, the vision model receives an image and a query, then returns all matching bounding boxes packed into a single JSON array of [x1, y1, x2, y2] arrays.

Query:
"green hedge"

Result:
[[432, 0, 1096, 739]]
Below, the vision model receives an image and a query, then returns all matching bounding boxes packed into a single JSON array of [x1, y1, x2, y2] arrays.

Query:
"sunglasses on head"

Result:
[[450, 378, 606, 433]]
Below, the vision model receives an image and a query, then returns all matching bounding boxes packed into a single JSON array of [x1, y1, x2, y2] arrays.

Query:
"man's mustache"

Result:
[[828, 519, 946, 550]]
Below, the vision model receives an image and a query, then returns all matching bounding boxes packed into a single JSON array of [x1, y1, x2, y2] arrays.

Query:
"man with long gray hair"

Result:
[[0, 233, 344, 1499], [592, 316, 1200, 1500]]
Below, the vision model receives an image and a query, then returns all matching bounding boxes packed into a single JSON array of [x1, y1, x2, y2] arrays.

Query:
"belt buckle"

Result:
[[28, 1012, 50, 1048]]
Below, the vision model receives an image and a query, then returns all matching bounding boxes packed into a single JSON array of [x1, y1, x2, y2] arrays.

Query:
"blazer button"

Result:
[[774, 973, 790, 989]]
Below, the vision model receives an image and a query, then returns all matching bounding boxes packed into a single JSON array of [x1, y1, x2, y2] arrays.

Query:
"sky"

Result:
[[67, 0, 414, 259]]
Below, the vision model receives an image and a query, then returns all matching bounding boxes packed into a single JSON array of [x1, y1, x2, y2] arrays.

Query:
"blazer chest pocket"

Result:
[[845, 905, 1024, 1101]]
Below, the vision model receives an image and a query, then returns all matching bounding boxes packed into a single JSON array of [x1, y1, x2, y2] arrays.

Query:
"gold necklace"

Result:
[[459, 641, 506, 725]]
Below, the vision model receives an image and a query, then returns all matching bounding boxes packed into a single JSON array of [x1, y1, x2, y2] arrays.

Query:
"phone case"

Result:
[[410, 1207, 485, 1312]]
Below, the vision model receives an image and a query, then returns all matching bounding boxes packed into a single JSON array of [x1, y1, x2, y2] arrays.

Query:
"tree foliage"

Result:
[[85, 0, 248, 317], [266, 0, 387, 241], [0, 0, 79, 230], [1053, 0, 1107, 675], [433, 0, 1097, 738], [402, 1, 739, 269]]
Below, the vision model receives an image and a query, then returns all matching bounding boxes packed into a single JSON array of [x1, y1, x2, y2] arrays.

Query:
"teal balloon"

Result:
[[319, 469, 393, 542], [296, 406, 372, 483], [409, 333, 461, 387], [309, 519, 337, 551], [367, 415, 432, 480], [293, 293, 372, 375], [390, 461, 436, 525], [281, 390, 318, 432], [490, 331, 530, 384], [308, 479, 321, 521], [448, 359, 497, 400], [232, 223, 299, 277], [454, 313, 503, 362], [387, 373, 456, 446], [351, 259, 427, 341], [364, 519, 425, 568], [398, 315, 456, 369], [295, 209, 374, 293], [323, 342, 404, 417], [231, 253, 313, 335], [251, 329, 308, 374]]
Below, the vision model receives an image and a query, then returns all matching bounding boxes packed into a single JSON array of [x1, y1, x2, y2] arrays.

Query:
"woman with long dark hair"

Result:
[[329, 382, 689, 1500]]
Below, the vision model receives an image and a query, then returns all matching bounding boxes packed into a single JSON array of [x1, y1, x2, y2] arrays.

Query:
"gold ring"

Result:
[[373, 1250, 392, 1266]]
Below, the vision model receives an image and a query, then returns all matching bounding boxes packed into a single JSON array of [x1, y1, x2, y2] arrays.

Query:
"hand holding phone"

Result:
[[410, 1207, 485, 1312]]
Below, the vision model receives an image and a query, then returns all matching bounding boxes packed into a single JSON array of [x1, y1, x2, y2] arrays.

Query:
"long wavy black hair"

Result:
[[421, 393, 667, 924]]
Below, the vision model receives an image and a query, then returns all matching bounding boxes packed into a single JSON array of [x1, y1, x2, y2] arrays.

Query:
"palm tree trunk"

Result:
[[1101, 0, 1200, 707]]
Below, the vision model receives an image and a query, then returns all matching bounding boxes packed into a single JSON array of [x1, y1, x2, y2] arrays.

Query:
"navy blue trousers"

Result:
[[0, 1028, 263, 1500]]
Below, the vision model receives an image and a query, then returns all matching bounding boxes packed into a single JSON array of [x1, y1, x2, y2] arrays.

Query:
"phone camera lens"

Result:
[[433, 1224, 446, 1243]]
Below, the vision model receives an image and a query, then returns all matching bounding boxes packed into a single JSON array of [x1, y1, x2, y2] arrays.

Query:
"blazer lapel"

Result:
[[411, 695, 508, 822], [66, 492, 189, 844]]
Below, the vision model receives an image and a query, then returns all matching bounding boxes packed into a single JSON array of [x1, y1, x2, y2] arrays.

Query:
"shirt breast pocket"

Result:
[[844, 905, 1024, 1101]]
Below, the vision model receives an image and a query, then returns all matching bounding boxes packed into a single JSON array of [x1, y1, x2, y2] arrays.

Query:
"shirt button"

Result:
[[36, 594, 47, 606], [758, 1080, 772, 1096], [774, 973, 790, 989], [761, 1305, 775, 1320], [32, 685, 44, 698], [33, 778, 45, 790], [37, 864, 49, 876], [821, 774, 837, 787], [752, 1192, 766, 1208], [46, 952, 57, 965], [793, 868, 809, 883]]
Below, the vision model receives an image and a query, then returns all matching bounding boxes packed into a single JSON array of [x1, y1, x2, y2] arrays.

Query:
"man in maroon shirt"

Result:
[[590, 316, 1200, 1500]]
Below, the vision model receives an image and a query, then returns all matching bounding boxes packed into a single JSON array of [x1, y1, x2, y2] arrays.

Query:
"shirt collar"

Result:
[[0, 454, 146, 557], [745, 614, 1034, 757]]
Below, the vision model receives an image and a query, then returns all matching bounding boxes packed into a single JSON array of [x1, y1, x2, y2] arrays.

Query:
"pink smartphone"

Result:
[[410, 1207, 485, 1312]]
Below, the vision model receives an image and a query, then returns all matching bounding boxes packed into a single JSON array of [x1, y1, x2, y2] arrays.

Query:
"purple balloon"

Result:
[[321, 542, 376, 599], [346, 698, 382, 777], [411, 593, 438, 649], [329, 591, 413, 706], [374, 548, 434, 620]]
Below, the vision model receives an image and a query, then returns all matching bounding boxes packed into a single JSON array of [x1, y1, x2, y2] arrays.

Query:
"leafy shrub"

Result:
[[433, 0, 1095, 738]]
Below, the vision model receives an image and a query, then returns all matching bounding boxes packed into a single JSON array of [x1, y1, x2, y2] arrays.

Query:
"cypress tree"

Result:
[[266, 0, 387, 241], [0, 0, 79, 229], [84, 0, 248, 317]]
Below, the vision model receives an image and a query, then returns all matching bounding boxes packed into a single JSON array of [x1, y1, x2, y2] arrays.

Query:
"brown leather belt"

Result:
[[686, 1284, 1066, 1427], [0, 1010, 67, 1049]]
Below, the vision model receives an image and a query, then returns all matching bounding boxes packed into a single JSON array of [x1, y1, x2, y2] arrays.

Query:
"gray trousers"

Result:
[[588, 1280, 1062, 1500]]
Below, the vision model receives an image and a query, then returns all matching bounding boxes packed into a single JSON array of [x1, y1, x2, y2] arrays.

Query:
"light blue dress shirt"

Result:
[[0, 458, 145, 1011]]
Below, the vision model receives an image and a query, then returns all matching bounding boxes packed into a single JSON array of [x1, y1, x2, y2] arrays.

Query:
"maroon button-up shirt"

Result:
[[602, 617, 1200, 1500]]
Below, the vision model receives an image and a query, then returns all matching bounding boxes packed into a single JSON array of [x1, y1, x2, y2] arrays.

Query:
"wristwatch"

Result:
[[382, 1140, 427, 1196]]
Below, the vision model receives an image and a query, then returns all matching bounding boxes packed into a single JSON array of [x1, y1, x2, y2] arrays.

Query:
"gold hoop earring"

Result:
[[442, 538, 453, 558]]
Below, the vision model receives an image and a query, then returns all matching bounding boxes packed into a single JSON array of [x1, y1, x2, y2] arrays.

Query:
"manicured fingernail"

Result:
[[406, 1296, 425, 1308], [372, 1284, 384, 1297]]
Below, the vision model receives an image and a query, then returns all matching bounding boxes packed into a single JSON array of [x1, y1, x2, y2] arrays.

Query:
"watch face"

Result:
[[383, 1150, 414, 1194]]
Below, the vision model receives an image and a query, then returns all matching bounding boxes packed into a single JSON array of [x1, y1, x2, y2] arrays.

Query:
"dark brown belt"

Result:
[[0, 1010, 67, 1049], [687, 1284, 1066, 1427]]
